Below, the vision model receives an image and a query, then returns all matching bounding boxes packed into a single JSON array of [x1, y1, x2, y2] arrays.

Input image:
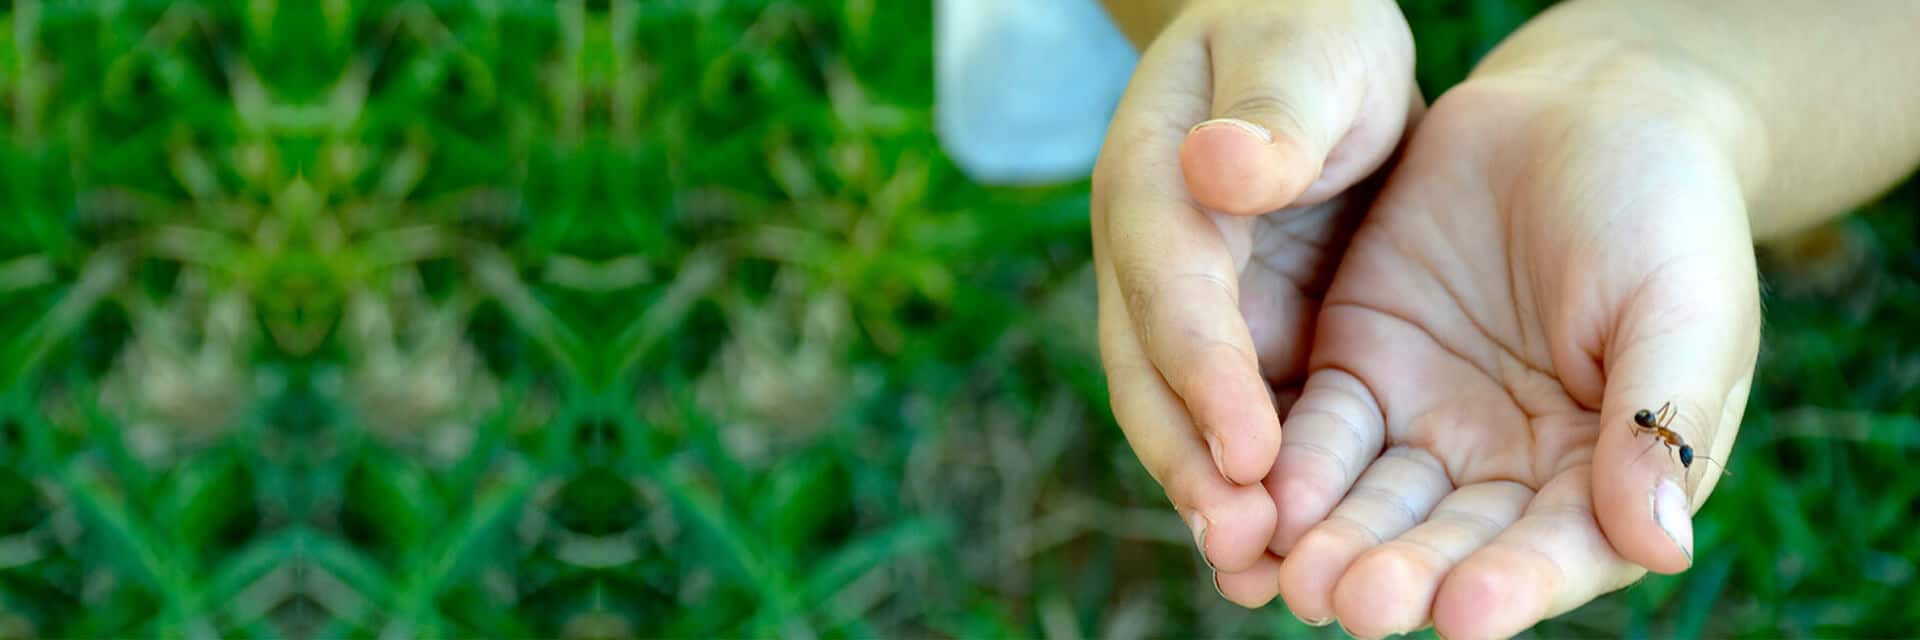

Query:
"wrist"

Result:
[[1466, 6, 1811, 237], [1486, 44, 1765, 190]]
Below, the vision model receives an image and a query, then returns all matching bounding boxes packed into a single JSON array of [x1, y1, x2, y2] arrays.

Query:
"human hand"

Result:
[[1258, 70, 1762, 638], [1089, 0, 1419, 595]]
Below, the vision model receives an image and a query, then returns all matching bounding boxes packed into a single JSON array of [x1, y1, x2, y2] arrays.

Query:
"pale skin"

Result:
[[1092, 0, 1920, 637]]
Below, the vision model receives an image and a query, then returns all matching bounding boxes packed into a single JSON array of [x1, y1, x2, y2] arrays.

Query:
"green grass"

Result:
[[2, 0, 1917, 637]]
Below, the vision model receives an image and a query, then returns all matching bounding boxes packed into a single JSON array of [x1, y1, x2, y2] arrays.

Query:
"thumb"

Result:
[[1178, 5, 1414, 216], [1590, 250, 1761, 574]]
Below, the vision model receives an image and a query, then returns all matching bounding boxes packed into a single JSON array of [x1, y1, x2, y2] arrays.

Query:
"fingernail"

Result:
[[1187, 510, 1214, 569], [1212, 571, 1226, 600], [1188, 118, 1273, 144], [1293, 612, 1332, 627], [1205, 433, 1229, 480], [1654, 479, 1694, 565]]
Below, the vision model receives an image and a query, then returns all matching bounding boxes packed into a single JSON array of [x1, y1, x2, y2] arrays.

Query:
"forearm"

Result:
[[1474, 0, 1920, 240], [1099, 0, 1189, 48]]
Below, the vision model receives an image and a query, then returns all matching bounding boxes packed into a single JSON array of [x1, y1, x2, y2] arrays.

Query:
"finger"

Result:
[[1101, 35, 1280, 486], [1330, 481, 1534, 638], [1590, 244, 1761, 574], [1097, 257, 1277, 572], [1433, 470, 1646, 640], [1264, 367, 1386, 553], [1214, 553, 1284, 608], [1181, 3, 1415, 215], [1276, 447, 1450, 624]]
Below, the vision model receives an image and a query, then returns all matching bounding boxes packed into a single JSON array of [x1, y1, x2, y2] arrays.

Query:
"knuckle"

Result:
[[1283, 408, 1365, 475], [1178, 269, 1239, 300], [1221, 94, 1310, 139], [1111, 259, 1163, 330], [1130, 270, 1246, 368], [1285, 437, 1350, 481], [1187, 336, 1259, 377], [1343, 485, 1422, 530], [1428, 508, 1506, 539], [1321, 513, 1387, 546]]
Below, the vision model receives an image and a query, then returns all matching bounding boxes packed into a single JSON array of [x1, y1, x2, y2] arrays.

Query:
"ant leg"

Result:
[[1656, 402, 1676, 431], [1630, 439, 1664, 465], [1693, 455, 1733, 478]]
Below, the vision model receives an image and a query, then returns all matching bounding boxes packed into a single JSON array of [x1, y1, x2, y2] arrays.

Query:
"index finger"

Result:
[[1095, 30, 1279, 485]]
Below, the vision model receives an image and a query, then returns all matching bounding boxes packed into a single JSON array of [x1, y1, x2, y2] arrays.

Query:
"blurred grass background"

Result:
[[2, 0, 1917, 637]]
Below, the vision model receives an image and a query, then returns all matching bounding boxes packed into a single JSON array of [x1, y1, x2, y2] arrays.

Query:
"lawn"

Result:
[[2, 1, 1917, 637]]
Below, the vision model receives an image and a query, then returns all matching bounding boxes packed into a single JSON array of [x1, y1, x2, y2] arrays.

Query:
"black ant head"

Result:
[[1634, 409, 1656, 428], [1678, 445, 1694, 468]]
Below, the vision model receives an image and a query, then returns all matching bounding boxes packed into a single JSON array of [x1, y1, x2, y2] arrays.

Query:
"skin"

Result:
[[1093, 0, 1419, 580], [1267, 70, 1763, 638], [1094, 0, 1920, 636]]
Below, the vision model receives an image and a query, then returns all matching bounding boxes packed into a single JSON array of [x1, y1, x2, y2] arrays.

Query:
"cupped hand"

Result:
[[1263, 77, 1761, 637], [1090, 0, 1419, 601]]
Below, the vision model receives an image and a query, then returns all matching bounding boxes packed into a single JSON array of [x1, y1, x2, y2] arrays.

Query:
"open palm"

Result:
[[1245, 81, 1762, 638]]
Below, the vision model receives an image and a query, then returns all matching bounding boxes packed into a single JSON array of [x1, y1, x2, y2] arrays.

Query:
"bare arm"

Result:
[[1098, 0, 1188, 48], [1475, 0, 1920, 240]]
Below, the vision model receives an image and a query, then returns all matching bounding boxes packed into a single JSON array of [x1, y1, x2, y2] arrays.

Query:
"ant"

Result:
[[1630, 402, 1730, 478]]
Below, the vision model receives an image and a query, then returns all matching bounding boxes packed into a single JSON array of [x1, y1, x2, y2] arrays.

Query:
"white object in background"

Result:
[[934, 0, 1139, 185]]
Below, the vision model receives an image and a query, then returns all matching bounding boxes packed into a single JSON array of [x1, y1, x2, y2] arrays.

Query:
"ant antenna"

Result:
[[1689, 455, 1733, 479]]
